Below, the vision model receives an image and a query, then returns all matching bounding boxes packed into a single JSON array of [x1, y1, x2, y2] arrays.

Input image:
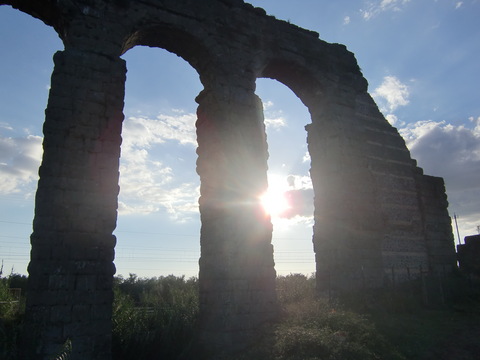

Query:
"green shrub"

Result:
[[0, 279, 18, 320], [273, 297, 405, 360], [235, 274, 405, 360], [277, 273, 316, 304], [112, 275, 199, 360], [0, 269, 24, 360]]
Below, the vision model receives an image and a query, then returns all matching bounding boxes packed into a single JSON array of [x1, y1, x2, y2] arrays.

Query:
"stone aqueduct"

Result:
[[2, 0, 457, 358]]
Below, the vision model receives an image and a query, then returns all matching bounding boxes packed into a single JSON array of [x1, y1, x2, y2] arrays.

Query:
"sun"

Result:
[[260, 175, 291, 218]]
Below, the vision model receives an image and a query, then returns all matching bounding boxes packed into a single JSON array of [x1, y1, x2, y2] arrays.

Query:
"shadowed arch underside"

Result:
[[122, 24, 212, 79]]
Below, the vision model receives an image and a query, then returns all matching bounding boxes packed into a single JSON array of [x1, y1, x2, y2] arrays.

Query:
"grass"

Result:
[[1, 270, 479, 359]]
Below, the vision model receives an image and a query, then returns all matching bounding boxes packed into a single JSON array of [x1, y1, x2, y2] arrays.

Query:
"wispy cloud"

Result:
[[263, 100, 274, 110], [0, 110, 201, 220], [122, 111, 197, 149], [0, 122, 13, 131], [455, 1, 463, 9], [372, 75, 410, 113], [119, 111, 199, 220], [361, 0, 411, 20], [385, 114, 400, 126], [400, 117, 480, 235], [0, 133, 42, 194], [264, 116, 287, 129], [262, 100, 287, 130], [343, 16, 351, 25], [302, 151, 311, 163], [118, 136, 199, 220]]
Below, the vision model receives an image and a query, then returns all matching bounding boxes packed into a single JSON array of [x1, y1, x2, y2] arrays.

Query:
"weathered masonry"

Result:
[[1, 0, 457, 358]]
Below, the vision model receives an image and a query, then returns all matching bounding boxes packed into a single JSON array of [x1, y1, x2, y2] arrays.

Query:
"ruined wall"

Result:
[[458, 235, 480, 277], [0, 0, 457, 358]]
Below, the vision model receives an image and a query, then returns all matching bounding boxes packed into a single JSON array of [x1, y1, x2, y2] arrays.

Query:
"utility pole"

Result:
[[454, 213, 461, 245]]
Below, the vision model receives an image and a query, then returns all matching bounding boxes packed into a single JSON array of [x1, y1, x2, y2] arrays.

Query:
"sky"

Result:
[[1, 0, 479, 279]]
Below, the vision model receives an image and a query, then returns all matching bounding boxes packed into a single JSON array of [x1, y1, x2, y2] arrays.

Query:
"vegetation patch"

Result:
[[1, 270, 479, 359]]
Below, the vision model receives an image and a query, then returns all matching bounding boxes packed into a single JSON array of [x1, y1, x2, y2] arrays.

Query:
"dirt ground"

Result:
[[422, 324, 480, 360]]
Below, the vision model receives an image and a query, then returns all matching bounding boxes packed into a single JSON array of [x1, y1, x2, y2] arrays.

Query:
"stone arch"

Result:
[[259, 54, 390, 291], [121, 23, 213, 82], [261, 58, 325, 109], [1, 1, 456, 359], [120, 21, 278, 355], [259, 49, 454, 292], [259, 57, 356, 291]]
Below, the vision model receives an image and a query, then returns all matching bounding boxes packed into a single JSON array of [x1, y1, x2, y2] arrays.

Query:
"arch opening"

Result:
[[122, 24, 212, 84], [115, 44, 204, 279], [255, 77, 315, 276]]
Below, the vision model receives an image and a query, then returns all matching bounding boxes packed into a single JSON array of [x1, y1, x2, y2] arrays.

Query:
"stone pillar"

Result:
[[195, 81, 277, 354], [307, 88, 385, 292], [22, 48, 125, 360], [416, 174, 456, 273]]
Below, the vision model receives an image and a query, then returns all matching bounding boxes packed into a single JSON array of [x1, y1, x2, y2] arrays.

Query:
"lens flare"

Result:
[[260, 177, 291, 217]]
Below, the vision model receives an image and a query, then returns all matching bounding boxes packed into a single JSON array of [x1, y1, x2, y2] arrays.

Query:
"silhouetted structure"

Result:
[[458, 235, 480, 277], [0, 0, 457, 358]]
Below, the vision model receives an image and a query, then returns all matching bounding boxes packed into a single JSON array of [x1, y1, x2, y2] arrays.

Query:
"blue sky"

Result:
[[1, 0, 479, 278]]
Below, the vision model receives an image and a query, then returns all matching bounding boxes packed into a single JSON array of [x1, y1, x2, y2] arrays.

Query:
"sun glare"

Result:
[[260, 175, 291, 218]]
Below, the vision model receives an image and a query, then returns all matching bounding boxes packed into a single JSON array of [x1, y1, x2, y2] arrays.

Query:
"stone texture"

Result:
[[0, 0, 457, 358]]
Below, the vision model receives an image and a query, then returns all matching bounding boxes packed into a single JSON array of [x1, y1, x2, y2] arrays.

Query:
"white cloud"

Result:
[[343, 16, 351, 25], [455, 2, 463, 9], [286, 174, 313, 190], [118, 171, 200, 221], [0, 133, 42, 194], [123, 111, 197, 150], [264, 116, 286, 129], [302, 151, 311, 163], [119, 111, 200, 220], [261, 100, 287, 130], [0, 111, 201, 220], [399, 117, 480, 235], [361, 0, 411, 20], [372, 75, 410, 112], [0, 122, 13, 131], [263, 100, 274, 110], [385, 114, 401, 126]]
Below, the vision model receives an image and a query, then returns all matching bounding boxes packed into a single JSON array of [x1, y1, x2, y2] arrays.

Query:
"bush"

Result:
[[273, 297, 405, 360], [277, 273, 316, 304], [112, 275, 199, 360], [0, 268, 24, 360], [235, 274, 405, 360]]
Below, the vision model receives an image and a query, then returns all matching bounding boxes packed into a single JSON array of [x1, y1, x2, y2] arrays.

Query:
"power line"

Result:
[[0, 220, 32, 225]]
